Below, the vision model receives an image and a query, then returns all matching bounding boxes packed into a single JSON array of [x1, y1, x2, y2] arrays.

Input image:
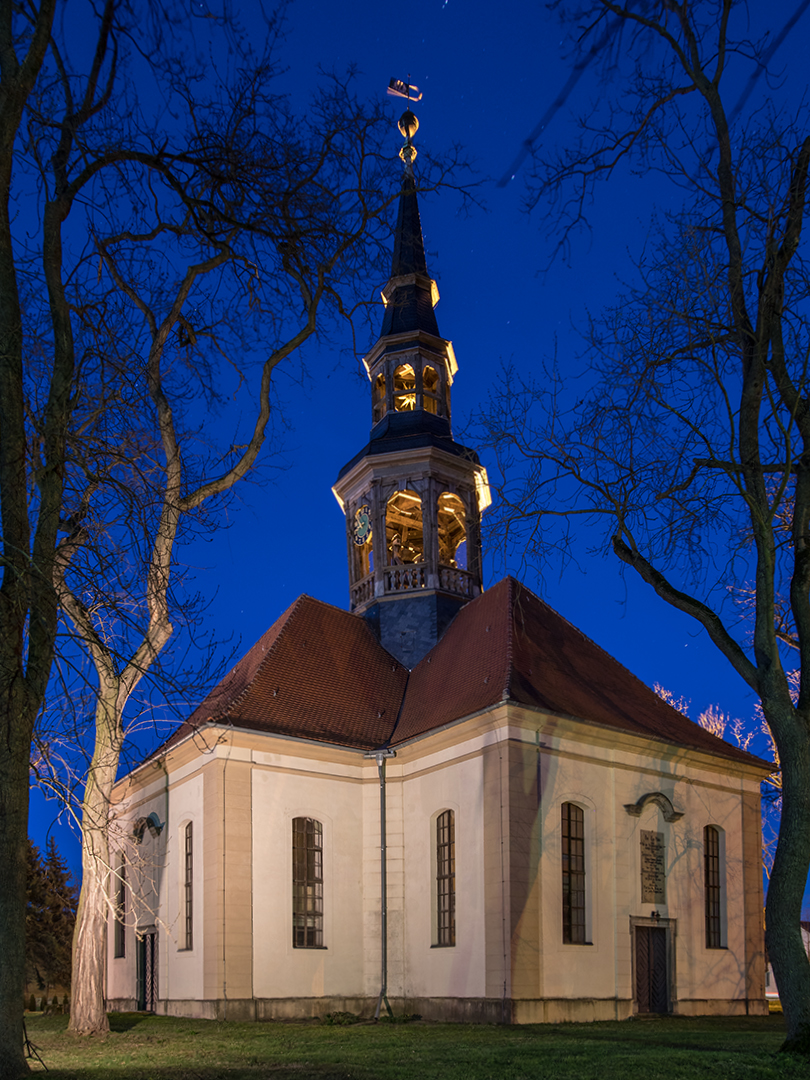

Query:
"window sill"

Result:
[[292, 945, 328, 950], [431, 943, 456, 949]]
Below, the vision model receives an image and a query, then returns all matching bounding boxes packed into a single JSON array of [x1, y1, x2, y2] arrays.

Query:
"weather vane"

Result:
[[388, 76, 422, 170]]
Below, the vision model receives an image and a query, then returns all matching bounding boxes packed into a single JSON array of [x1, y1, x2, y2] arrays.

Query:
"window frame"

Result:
[[433, 809, 456, 947], [292, 817, 325, 949], [113, 856, 126, 958], [561, 802, 587, 945], [704, 824, 723, 949], [181, 820, 193, 951]]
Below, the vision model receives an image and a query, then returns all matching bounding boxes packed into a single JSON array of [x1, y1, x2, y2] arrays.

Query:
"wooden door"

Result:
[[636, 926, 668, 1013]]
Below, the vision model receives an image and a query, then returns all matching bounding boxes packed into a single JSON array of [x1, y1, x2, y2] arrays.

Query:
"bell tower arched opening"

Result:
[[437, 492, 466, 569], [373, 374, 386, 424], [386, 490, 424, 565], [393, 364, 417, 412], [423, 364, 440, 415]]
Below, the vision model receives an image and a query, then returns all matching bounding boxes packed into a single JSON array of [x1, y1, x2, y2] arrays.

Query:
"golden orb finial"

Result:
[[387, 77, 423, 169], [398, 109, 419, 141]]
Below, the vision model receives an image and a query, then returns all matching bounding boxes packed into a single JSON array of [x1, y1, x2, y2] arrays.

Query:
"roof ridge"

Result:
[[503, 576, 515, 701], [380, 669, 410, 748], [510, 578, 757, 761]]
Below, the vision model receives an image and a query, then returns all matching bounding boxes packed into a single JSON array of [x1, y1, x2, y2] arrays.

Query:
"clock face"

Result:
[[353, 505, 372, 546]]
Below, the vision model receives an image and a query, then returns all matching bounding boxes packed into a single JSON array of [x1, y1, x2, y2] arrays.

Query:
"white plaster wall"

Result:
[[113, 719, 761, 1015], [379, 766, 405, 999], [106, 831, 137, 1001], [538, 750, 619, 1000], [401, 755, 486, 999], [667, 782, 749, 1004], [162, 772, 205, 1001], [535, 727, 758, 1006], [252, 766, 365, 999], [106, 789, 168, 1003]]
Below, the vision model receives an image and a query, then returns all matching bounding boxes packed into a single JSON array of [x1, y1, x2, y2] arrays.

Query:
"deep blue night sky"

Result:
[[28, 0, 810, 913]]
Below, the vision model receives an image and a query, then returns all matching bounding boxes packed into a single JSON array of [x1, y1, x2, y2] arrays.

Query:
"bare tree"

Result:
[[478, 0, 810, 1052], [1, 0, 468, 1066], [57, 95, 416, 1032]]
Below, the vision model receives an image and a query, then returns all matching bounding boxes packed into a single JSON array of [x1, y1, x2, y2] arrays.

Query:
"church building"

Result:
[[106, 101, 769, 1024]]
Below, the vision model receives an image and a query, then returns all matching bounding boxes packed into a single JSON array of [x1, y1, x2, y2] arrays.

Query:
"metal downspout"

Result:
[[366, 748, 396, 1019]]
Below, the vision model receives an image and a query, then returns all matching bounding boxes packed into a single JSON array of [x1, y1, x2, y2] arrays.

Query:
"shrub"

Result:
[[322, 1012, 360, 1026]]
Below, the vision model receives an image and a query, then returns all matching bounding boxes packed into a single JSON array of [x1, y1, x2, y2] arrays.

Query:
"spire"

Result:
[[390, 176, 430, 278], [380, 93, 440, 339], [333, 81, 491, 662]]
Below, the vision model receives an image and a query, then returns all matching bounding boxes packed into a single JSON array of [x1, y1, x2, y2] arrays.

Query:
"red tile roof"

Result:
[[162, 579, 763, 769], [165, 595, 407, 752], [394, 578, 759, 765]]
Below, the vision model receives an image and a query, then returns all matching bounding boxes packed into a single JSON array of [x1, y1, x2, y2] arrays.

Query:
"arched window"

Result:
[[437, 492, 466, 569], [393, 364, 417, 411], [373, 373, 386, 423], [292, 817, 323, 948], [435, 810, 455, 947], [113, 855, 126, 958], [386, 490, 424, 565], [182, 821, 193, 951], [562, 803, 586, 944], [422, 364, 441, 414], [704, 825, 723, 948]]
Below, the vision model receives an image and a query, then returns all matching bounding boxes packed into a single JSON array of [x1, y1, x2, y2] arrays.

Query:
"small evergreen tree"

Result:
[[25, 839, 48, 993], [25, 838, 78, 996], [44, 838, 78, 991]]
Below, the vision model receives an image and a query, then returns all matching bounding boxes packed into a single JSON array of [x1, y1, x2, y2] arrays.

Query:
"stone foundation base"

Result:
[[673, 998, 769, 1017], [509, 998, 634, 1024], [107, 998, 139, 1013], [106, 994, 767, 1024]]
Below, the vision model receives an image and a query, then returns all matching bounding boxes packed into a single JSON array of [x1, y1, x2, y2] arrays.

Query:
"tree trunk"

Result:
[[765, 723, 810, 1050], [69, 837, 112, 1035], [68, 687, 123, 1035], [0, 690, 35, 1077]]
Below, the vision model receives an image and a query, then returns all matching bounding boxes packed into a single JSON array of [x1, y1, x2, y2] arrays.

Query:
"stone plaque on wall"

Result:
[[640, 830, 666, 903]]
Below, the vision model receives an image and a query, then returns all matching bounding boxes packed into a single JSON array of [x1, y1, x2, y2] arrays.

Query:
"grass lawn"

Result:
[[20, 1012, 807, 1080]]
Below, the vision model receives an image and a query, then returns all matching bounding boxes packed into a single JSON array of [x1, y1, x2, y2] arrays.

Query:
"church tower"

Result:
[[333, 97, 490, 667]]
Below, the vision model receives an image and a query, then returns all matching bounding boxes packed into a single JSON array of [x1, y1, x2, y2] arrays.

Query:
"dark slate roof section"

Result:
[[379, 176, 440, 338], [393, 578, 764, 768], [391, 176, 429, 277], [159, 579, 766, 770], [335, 413, 481, 482], [163, 595, 408, 752], [371, 409, 452, 442], [370, 336, 448, 362], [380, 282, 440, 337]]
